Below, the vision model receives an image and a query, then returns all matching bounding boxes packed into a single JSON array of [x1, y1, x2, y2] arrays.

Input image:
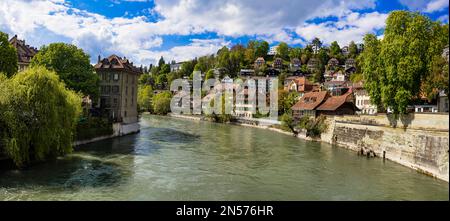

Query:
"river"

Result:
[[0, 114, 448, 200]]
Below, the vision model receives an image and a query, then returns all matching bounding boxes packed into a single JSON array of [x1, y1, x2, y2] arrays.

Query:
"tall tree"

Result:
[[348, 41, 358, 58], [30, 43, 99, 100], [311, 38, 322, 54], [289, 48, 302, 60], [277, 42, 289, 60], [0, 31, 18, 77], [329, 41, 341, 58], [158, 56, 165, 67], [255, 41, 270, 58]]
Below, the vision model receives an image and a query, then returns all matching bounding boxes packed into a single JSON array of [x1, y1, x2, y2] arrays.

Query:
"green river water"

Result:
[[0, 114, 448, 200]]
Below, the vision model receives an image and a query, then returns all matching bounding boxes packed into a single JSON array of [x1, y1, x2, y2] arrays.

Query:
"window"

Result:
[[114, 73, 119, 81], [112, 86, 119, 94], [126, 86, 128, 95]]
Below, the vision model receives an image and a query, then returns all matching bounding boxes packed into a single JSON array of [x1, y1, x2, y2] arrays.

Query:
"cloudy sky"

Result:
[[0, 0, 448, 66]]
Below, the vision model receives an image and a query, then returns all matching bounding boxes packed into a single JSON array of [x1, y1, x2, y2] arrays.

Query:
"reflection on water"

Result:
[[0, 114, 448, 201]]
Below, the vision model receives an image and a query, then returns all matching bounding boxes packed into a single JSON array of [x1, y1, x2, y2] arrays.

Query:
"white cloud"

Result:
[[399, 0, 449, 13], [296, 12, 388, 46]]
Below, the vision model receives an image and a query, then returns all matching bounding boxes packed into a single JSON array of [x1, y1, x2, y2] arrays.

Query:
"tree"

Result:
[[137, 85, 153, 112], [30, 43, 99, 100], [160, 63, 171, 75], [0, 66, 82, 167], [152, 91, 172, 115], [255, 41, 270, 58], [289, 48, 302, 60], [281, 112, 297, 135], [348, 41, 358, 58], [205, 69, 215, 80], [277, 42, 289, 60], [329, 41, 341, 58], [311, 38, 322, 54], [361, 11, 448, 115], [0, 31, 18, 77], [158, 56, 166, 67]]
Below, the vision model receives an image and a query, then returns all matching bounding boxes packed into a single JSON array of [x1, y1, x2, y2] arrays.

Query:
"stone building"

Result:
[[94, 55, 142, 124], [8, 35, 38, 72]]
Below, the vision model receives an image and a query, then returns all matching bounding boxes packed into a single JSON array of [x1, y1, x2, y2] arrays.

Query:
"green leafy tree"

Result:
[[0, 31, 18, 77], [137, 85, 153, 112], [0, 66, 82, 167], [289, 48, 302, 60], [152, 91, 172, 115], [348, 41, 358, 58], [329, 41, 341, 58], [281, 112, 297, 135], [277, 42, 289, 60], [205, 69, 215, 80], [361, 11, 448, 115], [311, 38, 322, 54], [255, 41, 270, 58], [160, 64, 171, 75], [158, 56, 166, 67], [30, 43, 99, 100]]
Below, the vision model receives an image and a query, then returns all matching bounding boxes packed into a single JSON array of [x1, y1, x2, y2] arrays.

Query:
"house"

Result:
[[254, 57, 265, 68], [316, 91, 358, 116], [291, 91, 328, 119], [323, 80, 351, 96], [342, 46, 349, 56], [268, 46, 279, 56], [353, 82, 377, 115], [284, 76, 314, 97], [345, 58, 356, 70], [327, 58, 339, 70], [290, 58, 301, 72], [307, 58, 320, 72], [240, 69, 255, 76], [8, 35, 38, 72], [94, 55, 142, 124], [170, 62, 184, 72], [272, 58, 283, 70]]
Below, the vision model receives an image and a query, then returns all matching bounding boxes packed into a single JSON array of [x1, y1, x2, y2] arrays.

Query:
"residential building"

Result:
[[170, 62, 184, 72], [284, 76, 314, 97], [316, 91, 358, 116], [291, 91, 328, 119], [254, 57, 265, 68], [327, 58, 339, 70], [268, 46, 279, 56], [94, 55, 142, 124], [240, 69, 255, 76], [290, 58, 301, 72], [272, 58, 283, 70], [323, 80, 350, 96], [307, 58, 320, 72], [345, 58, 356, 70], [342, 46, 349, 56], [8, 35, 38, 72], [353, 82, 377, 115]]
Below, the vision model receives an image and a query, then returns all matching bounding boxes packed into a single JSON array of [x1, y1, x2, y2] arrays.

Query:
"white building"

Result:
[[268, 46, 279, 56], [353, 83, 377, 115]]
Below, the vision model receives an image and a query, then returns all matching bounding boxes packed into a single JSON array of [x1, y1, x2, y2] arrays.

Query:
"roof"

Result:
[[316, 92, 353, 111], [8, 35, 38, 64], [291, 91, 328, 111], [94, 54, 142, 75]]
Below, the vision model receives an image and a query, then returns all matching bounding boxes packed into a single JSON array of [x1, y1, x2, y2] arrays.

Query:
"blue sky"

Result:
[[0, 0, 448, 66]]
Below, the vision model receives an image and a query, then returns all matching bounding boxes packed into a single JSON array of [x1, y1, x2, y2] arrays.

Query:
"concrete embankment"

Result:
[[74, 122, 140, 146], [168, 113, 449, 182]]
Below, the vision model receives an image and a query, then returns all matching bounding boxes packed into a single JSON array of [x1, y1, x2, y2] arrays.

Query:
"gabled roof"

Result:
[[94, 54, 142, 75], [8, 35, 38, 63], [291, 91, 328, 111], [316, 92, 353, 111]]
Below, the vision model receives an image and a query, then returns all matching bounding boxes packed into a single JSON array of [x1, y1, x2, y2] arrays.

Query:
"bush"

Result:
[[152, 91, 172, 115]]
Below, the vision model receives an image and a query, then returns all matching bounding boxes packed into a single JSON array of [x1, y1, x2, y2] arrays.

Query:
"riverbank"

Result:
[[167, 113, 449, 182], [74, 122, 140, 146]]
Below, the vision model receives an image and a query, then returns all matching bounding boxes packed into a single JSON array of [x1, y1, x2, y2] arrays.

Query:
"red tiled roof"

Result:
[[316, 92, 353, 111], [94, 54, 142, 75], [291, 91, 328, 111]]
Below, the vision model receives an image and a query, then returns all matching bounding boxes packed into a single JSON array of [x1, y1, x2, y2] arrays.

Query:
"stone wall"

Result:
[[321, 113, 449, 182], [74, 122, 140, 146]]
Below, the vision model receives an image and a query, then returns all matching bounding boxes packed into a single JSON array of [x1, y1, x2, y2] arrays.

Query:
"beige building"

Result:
[[94, 55, 142, 124]]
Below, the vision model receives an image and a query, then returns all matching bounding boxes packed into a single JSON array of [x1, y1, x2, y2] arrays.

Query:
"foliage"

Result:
[[289, 48, 302, 60], [329, 41, 341, 58], [277, 42, 290, 60], [350, 73, 363, 83], [280, 112, 297, 135], [0, 31, 18, 77], [205, 69, 215, 80], [152, 91, 172, 115], [30, 43, 100, 100], [360, 11, 448, 115], [138, 85, 153, 112], [0, 66, 82, 167], [348, 41, 358, 58], [76, 117, 113, 141]]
